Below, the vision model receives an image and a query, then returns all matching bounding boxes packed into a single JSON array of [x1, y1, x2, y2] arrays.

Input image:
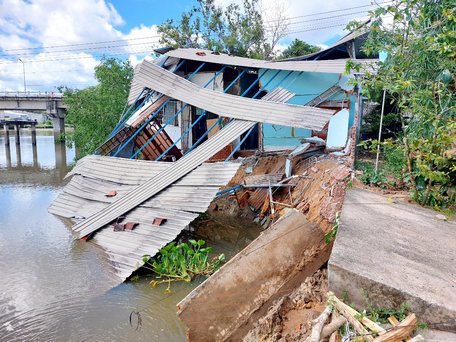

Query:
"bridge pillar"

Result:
[[5, 142, 12, 168], [32, 143, 38, 167], [14, 124, 20, 145], [31, 123, 37, 146], [3, 124, 9, 146], [52, 117, 65, 139], [15, 138, 22, 166]]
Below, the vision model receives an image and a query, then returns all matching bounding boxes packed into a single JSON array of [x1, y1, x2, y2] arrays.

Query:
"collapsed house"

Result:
[[49, 46, 376, 286]]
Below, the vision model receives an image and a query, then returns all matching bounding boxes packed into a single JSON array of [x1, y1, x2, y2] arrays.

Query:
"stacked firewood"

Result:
[[306, 292, 423, 342]]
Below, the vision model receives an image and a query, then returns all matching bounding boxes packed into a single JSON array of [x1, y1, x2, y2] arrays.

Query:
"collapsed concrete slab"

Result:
[[177, 209, 332, 341], [329, 187, 456, 332]]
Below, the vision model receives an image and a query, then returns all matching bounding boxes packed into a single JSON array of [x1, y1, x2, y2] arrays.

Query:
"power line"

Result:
[[285, 23, 353, 35], [275, 10, 372, 27], [0, 49, 154, 65], [263, 0, 393, 23], [1, 35, 162, 53], [0, 41, 160, 59], [0, 1, 392, 55]]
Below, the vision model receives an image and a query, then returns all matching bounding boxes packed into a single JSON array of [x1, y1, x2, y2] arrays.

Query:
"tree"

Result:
[[356, 0, 455, 207], [64, 57, 133, 158], [157, 0, 287, 60], [279, 39, 321, 59]]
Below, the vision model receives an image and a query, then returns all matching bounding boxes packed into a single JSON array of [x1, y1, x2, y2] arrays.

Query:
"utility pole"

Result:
[[18, 58, 26, 93]]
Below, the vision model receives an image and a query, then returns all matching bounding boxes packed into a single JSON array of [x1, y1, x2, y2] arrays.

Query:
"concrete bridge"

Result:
[[0, 92, 67, 135]]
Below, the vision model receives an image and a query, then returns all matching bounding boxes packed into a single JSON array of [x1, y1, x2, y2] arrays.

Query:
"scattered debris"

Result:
[[298, 292, 421, 342]]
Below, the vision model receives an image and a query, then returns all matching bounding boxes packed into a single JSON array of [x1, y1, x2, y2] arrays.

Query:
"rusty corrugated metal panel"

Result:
[[163, 48, 377, 74], [135, 61, 334, 131], [134, 120, 182, 161], [71, 119, 255, 239], [247, 189, 268, 210], [96, 126, 136, 156]]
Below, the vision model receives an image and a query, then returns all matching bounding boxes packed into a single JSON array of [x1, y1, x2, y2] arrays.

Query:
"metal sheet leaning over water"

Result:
[[49, 157, 241, 284], [67, 155, 240, 186], [135, 60, 334, 131], [71, 120, 254, 239]]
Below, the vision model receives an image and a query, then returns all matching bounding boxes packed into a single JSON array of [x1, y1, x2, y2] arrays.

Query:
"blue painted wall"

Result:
[[259, 69, 355, 147]]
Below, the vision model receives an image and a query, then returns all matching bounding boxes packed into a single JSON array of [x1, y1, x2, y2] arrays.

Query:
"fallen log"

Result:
[[372, 313, 417, 342], [306, 305, 333, 342]]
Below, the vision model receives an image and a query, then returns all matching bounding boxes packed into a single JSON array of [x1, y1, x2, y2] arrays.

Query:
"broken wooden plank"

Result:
[[372, 314, 417, 342], [330, 293, 374, 341], [332, 294, 385, 334]]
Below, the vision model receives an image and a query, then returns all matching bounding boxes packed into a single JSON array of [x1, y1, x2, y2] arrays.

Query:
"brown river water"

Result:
[[0, 130, 259, 341]]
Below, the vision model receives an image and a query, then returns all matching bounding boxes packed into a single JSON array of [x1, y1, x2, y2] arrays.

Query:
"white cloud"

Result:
[[0, 0, 160, 91]]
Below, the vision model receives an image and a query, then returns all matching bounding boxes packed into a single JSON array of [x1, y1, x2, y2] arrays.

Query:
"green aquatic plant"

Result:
[[142, 239, 225, 292]]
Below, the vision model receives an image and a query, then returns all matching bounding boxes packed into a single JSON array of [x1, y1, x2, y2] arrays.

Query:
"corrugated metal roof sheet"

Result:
[[128, 64, 144, 104], [68, 155, 240, 186], [50, 185, 222, 218], [49, 157, 241, 284], [261, 87, 295, 103], [163, 48, 377, 74], [71, 119, 254, 239], [135, 60, 334, 131], [90, 207, 200, 283], [281, 29, 370, 62]]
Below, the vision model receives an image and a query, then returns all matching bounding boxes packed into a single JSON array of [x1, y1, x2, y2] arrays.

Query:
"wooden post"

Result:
[[3, 124, 9, 146], [14, 124, 20, 145], [31, 123, 37, 146]]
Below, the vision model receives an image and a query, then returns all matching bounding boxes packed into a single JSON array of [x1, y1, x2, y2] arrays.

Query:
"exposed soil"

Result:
[[179, 153, 353, 341], [243, 269, 328, 342], [206, 154, 351, 340], [212, 154, 352, 234]]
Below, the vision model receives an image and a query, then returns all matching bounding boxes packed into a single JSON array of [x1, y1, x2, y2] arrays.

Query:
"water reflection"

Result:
[[0, 130, 75, 186]]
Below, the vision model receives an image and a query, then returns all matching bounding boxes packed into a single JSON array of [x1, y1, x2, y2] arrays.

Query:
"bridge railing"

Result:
[[0, 91, 64, 98]]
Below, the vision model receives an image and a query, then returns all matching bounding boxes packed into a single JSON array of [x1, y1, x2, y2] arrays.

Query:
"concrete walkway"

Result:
[[329, 187, 456, 332]]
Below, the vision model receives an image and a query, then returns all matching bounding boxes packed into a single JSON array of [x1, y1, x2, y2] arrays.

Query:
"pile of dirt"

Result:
[[243, 269, 328, 342]]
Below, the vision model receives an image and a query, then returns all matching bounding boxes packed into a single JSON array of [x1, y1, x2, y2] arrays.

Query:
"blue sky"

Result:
[[0, 0, 378, 91], [109, 0, 191, 30]]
